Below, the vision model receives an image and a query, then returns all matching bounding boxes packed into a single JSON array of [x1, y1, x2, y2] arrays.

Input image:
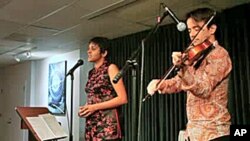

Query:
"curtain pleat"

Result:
[[109, 3, 250, 141]]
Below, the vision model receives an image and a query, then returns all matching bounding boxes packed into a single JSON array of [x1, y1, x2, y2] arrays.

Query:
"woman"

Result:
[[78, 37, 128, 141]]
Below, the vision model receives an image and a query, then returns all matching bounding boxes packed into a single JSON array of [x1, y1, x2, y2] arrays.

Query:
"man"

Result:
[[147, 8, 232, 141]]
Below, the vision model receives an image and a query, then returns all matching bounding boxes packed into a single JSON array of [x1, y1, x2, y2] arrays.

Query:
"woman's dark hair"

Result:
[[89, 37, 110, 54], [186, 8, 217, 28]]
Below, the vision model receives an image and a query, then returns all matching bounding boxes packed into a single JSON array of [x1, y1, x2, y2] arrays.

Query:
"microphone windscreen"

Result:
[[177, 22, 186, 32]]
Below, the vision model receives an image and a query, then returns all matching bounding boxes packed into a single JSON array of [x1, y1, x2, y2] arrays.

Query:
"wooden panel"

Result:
[[15, 106, 50, 141]]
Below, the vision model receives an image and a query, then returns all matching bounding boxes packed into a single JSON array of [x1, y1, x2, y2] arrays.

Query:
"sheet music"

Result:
[[26, 113, 67, 141], [39, 113, 68, 138]]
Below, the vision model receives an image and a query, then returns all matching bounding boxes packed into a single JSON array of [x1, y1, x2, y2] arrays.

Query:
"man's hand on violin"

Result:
[[172, 52, 182, 66], [147, 79, 159, 95], [147, 79, 167, 95], [146, 51, 195, 96], [172, 52, 192, 66]]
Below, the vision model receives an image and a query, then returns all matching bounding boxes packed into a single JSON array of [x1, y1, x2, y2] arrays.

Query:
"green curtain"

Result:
[[110, 3, 250, 141]]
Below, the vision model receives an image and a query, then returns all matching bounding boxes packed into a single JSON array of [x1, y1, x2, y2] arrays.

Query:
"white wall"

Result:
[[0, 61, 31, 141], [31, 49, 81, 141], [0, 47, 91, 141]]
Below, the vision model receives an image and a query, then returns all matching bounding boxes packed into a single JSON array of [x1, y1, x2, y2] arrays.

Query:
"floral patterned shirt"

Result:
[[161, 42, 232, 141], [85, 61, 121, 141]]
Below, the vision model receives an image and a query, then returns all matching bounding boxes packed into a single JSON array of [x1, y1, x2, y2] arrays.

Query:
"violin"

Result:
[[142, 40, 213, 102], [182, 39, 212, 65], [142, 11, 216, 102]]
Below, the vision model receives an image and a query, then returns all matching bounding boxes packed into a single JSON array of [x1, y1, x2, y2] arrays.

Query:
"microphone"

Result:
[[113, 48, 141, 84], [66, 59, 84, 76], [112, 60, 134, 83], [161, 4, 186, 31]]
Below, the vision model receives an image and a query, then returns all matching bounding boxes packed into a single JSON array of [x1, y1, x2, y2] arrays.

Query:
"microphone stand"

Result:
[[67, 73, 74, 141], [129, 60, 138, 141], [137, 11, 168, 141], [65, 59, 83, 141], [112, 9, 168, 141], [112, 9, 168, 84]]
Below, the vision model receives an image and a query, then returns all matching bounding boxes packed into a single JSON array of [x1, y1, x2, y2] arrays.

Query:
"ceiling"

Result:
[[0, 0, 249, 67]]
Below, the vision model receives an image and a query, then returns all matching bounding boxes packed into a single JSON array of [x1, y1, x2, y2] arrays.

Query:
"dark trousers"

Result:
[[106, 139, 122, 141], [210, 135, 230, 141], [185, 135, 230, 141]]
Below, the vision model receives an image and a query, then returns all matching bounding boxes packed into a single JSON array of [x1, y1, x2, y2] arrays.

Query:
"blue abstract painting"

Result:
[[48, 61, 66, 115]]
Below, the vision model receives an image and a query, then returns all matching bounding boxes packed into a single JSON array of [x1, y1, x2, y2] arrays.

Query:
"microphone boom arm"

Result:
[[112, 47, 141, 83]]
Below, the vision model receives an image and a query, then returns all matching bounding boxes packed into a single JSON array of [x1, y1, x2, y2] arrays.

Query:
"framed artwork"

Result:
[[48, 61, 67, 115]]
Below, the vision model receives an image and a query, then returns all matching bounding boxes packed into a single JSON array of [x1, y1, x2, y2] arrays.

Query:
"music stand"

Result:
[[15, 106, 49, 141]]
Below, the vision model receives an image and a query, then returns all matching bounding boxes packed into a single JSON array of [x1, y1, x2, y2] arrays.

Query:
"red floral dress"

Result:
[[85, 61, 121, 141]]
